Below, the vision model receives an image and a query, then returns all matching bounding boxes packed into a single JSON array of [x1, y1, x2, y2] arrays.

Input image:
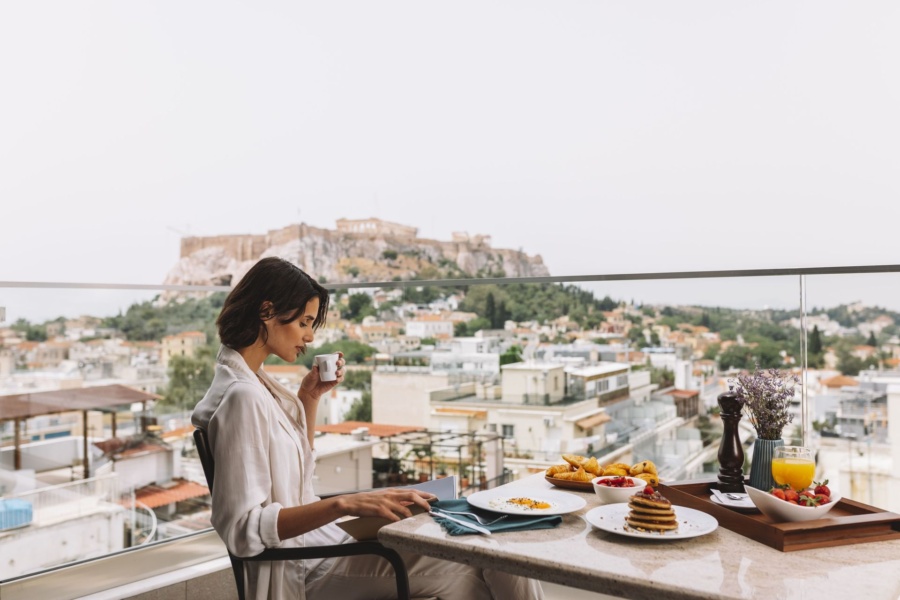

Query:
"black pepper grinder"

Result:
[[717, 390, 745, 493]]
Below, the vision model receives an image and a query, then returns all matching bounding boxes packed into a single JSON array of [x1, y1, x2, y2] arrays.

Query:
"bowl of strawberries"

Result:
[[744, 480, 840, 522]]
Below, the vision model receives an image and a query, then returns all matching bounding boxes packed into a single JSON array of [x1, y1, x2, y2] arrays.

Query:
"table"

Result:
[[378, 473, 900, 599]]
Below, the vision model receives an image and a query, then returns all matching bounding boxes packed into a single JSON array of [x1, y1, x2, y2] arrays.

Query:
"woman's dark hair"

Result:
[[217, 257, 329, 349]]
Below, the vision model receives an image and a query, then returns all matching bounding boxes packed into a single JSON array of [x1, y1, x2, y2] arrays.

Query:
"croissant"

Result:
[[630, 460, 658, 476], [546, 464, 572, 476], [554, 466, 592, 482], [583, 456, 603, 476], [603, 466, 629, 477], [562, 454, 587, 469], [605, 462, 631, 473]]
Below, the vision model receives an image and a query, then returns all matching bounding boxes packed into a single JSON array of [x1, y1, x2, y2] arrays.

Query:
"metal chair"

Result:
[[193, 427, 411, 600]]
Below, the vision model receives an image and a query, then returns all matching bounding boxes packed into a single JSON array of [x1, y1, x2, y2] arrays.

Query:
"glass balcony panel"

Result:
[[2, 270, 899, 586], [805, 273, 900, 513]]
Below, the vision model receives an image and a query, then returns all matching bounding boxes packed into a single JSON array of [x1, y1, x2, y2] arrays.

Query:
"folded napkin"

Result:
[[430, 499, 562, 536]]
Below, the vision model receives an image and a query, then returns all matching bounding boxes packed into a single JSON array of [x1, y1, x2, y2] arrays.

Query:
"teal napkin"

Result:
[[431, 498, 562, 536]]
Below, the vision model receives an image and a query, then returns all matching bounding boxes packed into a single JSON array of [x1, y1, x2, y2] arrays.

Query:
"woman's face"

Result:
[[261, 297, 320, 362]]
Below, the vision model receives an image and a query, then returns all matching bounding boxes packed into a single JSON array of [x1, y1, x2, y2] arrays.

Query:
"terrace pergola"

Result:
[[0, 384, 161, 479]]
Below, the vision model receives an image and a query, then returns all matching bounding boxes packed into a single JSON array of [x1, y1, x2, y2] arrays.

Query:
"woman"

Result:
[[192, 257, 543, 600]]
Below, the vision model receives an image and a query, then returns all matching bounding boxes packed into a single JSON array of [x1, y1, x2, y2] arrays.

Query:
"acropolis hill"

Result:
[[163, 218, 549, 288]]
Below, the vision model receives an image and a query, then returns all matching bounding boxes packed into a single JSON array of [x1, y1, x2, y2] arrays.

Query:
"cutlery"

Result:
[[429, 511, 492, 535], [432, 509, 508, 526], [711, 488, 729, 503], [712, 489, 749, 504]]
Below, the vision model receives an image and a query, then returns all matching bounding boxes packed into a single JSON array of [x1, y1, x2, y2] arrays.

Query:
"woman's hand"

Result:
[[335, 488, 437, 523], [298, 352, 345, 404]]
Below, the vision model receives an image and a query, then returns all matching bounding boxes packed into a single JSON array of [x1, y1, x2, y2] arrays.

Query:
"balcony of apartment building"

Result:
[[4, 263, 900, 600]]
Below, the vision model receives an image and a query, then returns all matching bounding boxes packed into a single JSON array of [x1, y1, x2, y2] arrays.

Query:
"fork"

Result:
[[433, 509, 509, 526]]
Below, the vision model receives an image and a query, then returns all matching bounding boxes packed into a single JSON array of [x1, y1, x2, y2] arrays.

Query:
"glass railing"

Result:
[[2, 264, 899, 586]]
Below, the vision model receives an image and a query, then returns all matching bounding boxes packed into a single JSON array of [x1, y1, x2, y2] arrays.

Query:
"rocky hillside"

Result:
[[162, 220, 549, 289]]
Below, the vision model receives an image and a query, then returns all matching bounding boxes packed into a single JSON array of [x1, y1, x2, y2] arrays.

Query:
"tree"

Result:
[[344, 293, 375, 322], [485, 293, 496, 329], [598, 295, 617, 311], [627, 326, 645, 347], [342, 370, 371, 391], [164, 346, 215, 411], [12, 318, 48, 342], [499, 345, 523, 366], [809, 325, 823, 355], [703, 343, 721, 361], [344, 392, 372, 422], [719, 345, 755, 371], [496, 300, 510, 329], [866, 331, 877, 347], [456, 317, 490, 337], [650, 366, 675, 388]]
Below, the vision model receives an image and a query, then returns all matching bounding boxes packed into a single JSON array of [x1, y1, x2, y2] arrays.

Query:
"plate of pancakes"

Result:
[[585, 486, 718, 540]]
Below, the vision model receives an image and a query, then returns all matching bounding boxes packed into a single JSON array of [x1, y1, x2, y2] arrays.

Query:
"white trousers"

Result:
[[305, 549, 544, 600]]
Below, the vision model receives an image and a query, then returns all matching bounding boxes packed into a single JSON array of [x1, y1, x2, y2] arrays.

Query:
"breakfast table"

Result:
[[377, 473, 900, 599]]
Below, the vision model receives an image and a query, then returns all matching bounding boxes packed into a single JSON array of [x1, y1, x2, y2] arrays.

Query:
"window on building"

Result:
[[501, 424, 515, 438], [598, 379, 610, 392]]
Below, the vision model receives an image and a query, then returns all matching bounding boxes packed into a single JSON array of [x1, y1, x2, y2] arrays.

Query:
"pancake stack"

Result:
[[625, 487, 678, 532]]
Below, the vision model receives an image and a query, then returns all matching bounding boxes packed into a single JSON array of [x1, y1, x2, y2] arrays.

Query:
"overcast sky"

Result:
[[2, 1, 899, 321]]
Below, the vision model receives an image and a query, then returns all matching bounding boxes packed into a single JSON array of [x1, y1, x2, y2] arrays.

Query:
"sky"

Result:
[[1, 1, 899, 322]]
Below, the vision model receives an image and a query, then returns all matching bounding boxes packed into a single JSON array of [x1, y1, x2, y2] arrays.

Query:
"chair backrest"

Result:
[[194, 427, 248, 600], [193, 426, 413, 600], [194, 428, 215, 492]]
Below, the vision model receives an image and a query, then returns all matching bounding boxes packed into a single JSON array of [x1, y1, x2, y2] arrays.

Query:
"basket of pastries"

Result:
[[544, 454, 659, 490]]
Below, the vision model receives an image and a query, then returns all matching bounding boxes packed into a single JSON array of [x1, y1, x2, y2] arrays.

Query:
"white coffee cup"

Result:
[[314, 353, 340, 382]]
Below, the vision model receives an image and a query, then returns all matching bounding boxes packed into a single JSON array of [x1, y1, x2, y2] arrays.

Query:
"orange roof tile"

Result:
[[132, 479, 209, 509], [821, 375, 859, 388], [315, 421, 425, 437]]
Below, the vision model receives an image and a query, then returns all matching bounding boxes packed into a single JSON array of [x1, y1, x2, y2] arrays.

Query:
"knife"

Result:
[[711, 488, 729, 504], [429, 511, 492, 535]]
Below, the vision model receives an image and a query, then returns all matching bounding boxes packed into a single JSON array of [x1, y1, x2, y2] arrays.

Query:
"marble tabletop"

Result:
[[378, 473, 900, 599]]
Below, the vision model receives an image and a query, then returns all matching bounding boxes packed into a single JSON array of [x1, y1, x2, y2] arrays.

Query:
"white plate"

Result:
[[585, 503, 718, 540], [709, 493, 757, 512], [467, 487, 587, 516]]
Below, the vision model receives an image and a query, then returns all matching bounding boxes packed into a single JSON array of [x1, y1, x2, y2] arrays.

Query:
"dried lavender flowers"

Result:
[[729, 364, 800, 441]]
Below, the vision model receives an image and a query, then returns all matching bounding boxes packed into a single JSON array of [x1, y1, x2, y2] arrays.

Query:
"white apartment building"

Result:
[[405, 316, 454, 339]]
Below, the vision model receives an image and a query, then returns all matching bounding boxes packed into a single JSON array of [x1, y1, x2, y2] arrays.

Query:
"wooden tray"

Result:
[[659, 479, 900, 552], [544, 475, 593, 491]]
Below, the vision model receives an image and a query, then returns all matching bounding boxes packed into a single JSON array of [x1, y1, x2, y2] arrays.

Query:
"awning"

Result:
[[433, 408, 488, 418], [576, 412, 611, 430]]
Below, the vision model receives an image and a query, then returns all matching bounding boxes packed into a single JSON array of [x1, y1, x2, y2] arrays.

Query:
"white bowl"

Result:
[[591, 476, 646, 504], [744, 485, 841, 522]]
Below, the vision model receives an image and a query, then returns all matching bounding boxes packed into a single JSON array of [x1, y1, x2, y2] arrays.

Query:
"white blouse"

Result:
[[192, 346, 348, 600]]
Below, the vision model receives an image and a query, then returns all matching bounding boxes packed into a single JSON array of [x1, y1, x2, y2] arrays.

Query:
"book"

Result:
[[336, 476, 457, 541]]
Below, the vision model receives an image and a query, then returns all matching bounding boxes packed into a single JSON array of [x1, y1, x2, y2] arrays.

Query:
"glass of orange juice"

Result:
[[771, 446, 815, 490]]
